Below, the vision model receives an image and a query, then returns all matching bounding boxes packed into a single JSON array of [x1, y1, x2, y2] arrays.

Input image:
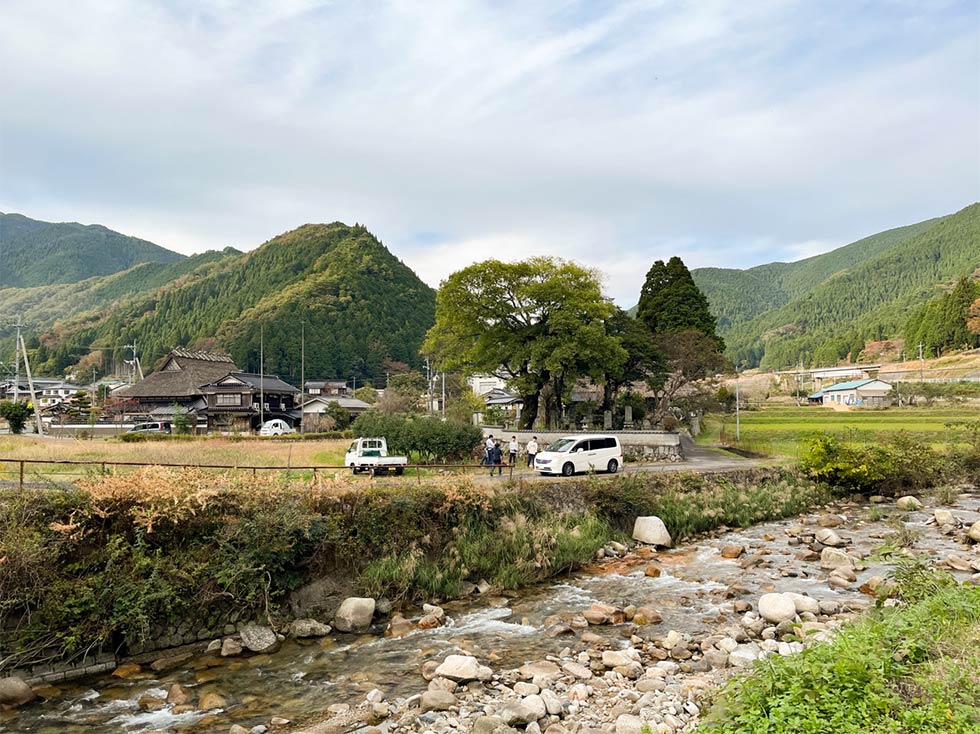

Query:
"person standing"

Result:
[[483, 434, 495, 465], [526, 436, 538, 468], [508, 436, 518, 465], [489, 441, 503, 476]]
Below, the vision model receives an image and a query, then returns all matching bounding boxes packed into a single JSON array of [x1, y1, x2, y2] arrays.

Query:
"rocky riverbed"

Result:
[[4, 489, 979, 734]]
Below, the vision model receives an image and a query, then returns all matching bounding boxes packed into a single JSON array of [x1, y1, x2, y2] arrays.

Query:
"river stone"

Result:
[[221, 637, 243, 657], [934, 509, 957, 527], [815, 528, 845, 547], [334, 597, 376, 632], [968, 521, 980, 543], [632, 516, 672, 547], [520, 660, 560, 678], [289, 619, 332, 638], [167, 683, 190, 706], [0, 676, 36, 707], [434, 654, 492, 682], [540, 689, 563, 715], [728, 643, 761, 668], [784, 592, 821, 616], [199, 691, 227, 710], [499, 695, 547, 725], [720, 543, 745, 559], [896, 496, 922, 511], [561, 661, 593, 679], [945, 554, 974, 572], [632, 606, 662, 625], [602, 650, 636, 668], [820, 547, 855, 570], [473, 716, 520, 734], [582, 603, 625, 625], [644, 564, 662, 578], [240, 624, 281, 654], [615, 714, 644, 734], [417, 613, 443, 630], [817, 513, 842, 528], [111, 663, 142, 678], [420, 690, 457, 713], [758, 593, 796, 623]]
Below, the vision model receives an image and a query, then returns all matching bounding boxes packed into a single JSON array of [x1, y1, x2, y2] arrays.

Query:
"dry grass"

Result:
[[0, 435, 349, 467]]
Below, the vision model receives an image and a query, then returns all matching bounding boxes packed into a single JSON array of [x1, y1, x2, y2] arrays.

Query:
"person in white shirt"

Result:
[[484, 434, 495, 464], [508, 436, 518, 465], [525, 437, 539, 468]]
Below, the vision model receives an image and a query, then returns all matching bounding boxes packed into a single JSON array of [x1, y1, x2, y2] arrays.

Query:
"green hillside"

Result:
[[690, 217, 943, 334], [0, 249, 239, 339], [35, 224, 436, 382], [723, 203, 980, 368], [0, 212, 184, 288]]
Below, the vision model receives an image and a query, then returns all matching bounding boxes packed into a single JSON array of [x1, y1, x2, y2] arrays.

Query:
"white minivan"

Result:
[[534, 434, 623, 476]]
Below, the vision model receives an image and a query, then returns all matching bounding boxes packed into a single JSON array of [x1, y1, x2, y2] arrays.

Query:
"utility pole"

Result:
[[918, 342, 925, 381], [12, 317, 23, 403], [441, 371, 446, 418], [123, 342, 143, 384], [424, 357, 432, 414], [15, 328, 44, 435], [300, 322, 305, 435], [735, 364, 741, 443], [259, 327, 266, 429]]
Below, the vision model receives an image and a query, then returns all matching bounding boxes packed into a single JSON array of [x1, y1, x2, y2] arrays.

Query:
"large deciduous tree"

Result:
[[423, 258, 626, 428], [636, 256, 729, 425]]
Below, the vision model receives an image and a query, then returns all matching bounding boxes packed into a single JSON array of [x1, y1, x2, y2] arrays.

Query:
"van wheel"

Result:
[[562, 462, 575, 477], [394, 467, 404, 476], [350, 464, 360, 474], [607, 459, 619, 474]]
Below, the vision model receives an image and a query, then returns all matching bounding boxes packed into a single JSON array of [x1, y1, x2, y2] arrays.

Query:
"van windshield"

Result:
[[545, 438, 575, 452]]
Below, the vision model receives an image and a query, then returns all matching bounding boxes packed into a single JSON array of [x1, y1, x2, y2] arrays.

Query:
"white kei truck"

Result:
[[344, 437, 408, 475]]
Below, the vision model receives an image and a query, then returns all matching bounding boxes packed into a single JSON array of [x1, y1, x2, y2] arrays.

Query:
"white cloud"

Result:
[[0, 0, 977, 307]]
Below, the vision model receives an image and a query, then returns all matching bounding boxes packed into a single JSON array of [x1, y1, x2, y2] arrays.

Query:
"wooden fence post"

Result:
[[19, 460, 25, 490]]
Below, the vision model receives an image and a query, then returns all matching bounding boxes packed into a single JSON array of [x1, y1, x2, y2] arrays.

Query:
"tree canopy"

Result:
[[423, 257, 626, 428]]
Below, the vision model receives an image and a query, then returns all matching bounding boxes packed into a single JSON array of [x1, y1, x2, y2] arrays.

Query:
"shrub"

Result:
[[351, 412, 482, 462], [0, 401, 32, 434]]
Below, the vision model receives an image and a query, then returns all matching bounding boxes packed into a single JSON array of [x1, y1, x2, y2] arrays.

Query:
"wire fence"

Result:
[[0, 457, 538, 489]]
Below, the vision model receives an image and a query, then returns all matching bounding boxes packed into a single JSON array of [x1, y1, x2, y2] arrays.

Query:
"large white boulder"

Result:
[[434, 654, 493, 682], [784, 592, 821, 616], [820, 547, 855, 570], [0, 676, 36, 707], [333, 597, 376, 632], [896, 496, 922, 511], [632, 516, 672, 547], [758, 593, 797, 624]]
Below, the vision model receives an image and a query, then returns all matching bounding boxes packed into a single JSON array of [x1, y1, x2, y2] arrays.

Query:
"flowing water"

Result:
[[5, 493, 978, 734]]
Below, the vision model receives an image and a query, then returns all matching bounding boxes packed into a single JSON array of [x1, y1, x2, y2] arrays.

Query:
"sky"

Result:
[[1, 0, 978, 305]]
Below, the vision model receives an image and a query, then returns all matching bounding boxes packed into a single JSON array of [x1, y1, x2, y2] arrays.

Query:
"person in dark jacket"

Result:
[[488, 441, 504, 476]]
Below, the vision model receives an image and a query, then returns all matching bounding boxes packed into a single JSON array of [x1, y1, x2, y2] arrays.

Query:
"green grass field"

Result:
[[699, 405, 980, 459]]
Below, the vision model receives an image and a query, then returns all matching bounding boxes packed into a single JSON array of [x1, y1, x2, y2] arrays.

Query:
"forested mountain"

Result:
[[0, 212, 184, 288], [690, 217, 943, 333], [715, 203, 980, 368], [33, 224, 436, 382], [0, 249, 239, 339]]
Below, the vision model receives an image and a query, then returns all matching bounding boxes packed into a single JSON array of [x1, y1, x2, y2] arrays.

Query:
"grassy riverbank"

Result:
[[703, 561, 980, 733], [0, 467, 830, 671]]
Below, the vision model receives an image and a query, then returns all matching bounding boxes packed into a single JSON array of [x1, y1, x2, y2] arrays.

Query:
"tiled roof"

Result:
[[170, 348, 235, 363], [116, 349, 240, 398]]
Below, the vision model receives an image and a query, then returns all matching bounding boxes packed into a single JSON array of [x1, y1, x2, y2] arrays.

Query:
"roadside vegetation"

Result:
[[703, 560, 980, 733]]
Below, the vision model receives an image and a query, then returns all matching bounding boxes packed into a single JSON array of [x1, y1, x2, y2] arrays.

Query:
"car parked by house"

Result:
[[259, 419, 294, 436], [126, 421, 172, 435], [534, 434, 623, 476]]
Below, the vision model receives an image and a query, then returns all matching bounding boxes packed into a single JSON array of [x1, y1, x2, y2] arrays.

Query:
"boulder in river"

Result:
[[896, 496, 922, 511], [333, 597, 376, 632], [240, 623, 281, 654], [582, 602, 625, 625], [220, 637, 243, 657], [815, 528, 845, 547], [289, 619, 332, 638], [632, 516, 672, 547], [968, 520, 980, 544], [758, 593, 797, 624], [420, 690, 457, 712], [0, 676, 36, 708], [434, 654, 492, 682], [820, 547, 855, 570]]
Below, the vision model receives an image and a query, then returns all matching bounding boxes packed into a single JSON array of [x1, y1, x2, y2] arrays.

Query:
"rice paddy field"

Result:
[[700, 404, 980, 459]]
